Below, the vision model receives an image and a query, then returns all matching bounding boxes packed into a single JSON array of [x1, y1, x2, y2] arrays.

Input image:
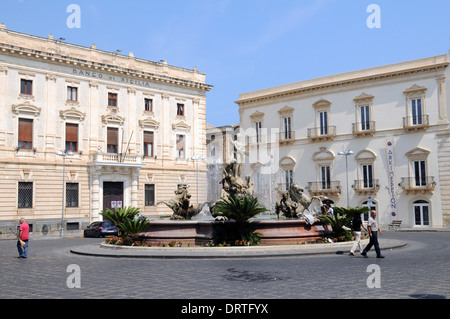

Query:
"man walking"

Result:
[[361, 210, 384, 258], [17, 218, 29, 258]]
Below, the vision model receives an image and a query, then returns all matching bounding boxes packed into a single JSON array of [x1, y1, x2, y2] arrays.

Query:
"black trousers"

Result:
[[363, 231, 381, 256]]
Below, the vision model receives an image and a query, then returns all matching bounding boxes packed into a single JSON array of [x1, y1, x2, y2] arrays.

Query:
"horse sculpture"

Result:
[[276, 183, 328, 220], [157, 184, 209, 220]]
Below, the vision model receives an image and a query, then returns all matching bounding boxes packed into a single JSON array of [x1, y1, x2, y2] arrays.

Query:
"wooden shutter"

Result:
[[19, 119, 33, 143], [144, 131, 154, 144], [66, 123, 78, 143], [107, 128, 118, 145]]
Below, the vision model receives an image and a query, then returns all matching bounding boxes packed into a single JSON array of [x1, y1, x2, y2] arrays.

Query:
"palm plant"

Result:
[[100, 206, 141, 226], [119, 217, 151, 241], [318, 206, 369, 238], [212, 194, 268, 244]]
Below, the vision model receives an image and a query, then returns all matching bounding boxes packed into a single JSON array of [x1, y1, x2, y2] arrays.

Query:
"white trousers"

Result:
[[350, 231, 363, 253]]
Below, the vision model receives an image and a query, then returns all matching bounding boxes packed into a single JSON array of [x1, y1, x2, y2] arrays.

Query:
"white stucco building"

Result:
[[0, 25, 212, 234], [236, 52, 450, 229]]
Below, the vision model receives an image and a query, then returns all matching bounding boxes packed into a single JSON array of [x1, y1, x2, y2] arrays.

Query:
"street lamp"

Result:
[[191, 155, 205, 217], [57, 150, 74, 237], [338, 150, 354, 207]]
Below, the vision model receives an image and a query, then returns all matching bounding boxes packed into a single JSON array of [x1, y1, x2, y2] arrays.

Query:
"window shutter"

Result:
[[144, 131, 154, 144], [107, 128, 118, 145], [66, 123, 78, 143], [19, 119, 33, 142]]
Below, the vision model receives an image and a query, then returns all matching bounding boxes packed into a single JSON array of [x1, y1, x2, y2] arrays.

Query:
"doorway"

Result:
[[103, 182, 124, 211]]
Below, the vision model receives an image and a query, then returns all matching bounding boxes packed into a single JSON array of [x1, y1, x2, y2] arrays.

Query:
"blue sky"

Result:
[[1, 0, 449, 127]]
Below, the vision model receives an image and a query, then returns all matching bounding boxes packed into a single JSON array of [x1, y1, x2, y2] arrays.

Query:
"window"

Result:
[[362, 200, 377, 222], [414, 200, 430, 226], [20, 79, 33, 95], [108, 93, 118, 107], [319, 111, 328, 135], [18, 182, 33, 209], [413, 160, 427, 186], [107, 127, 119, 154], [18, 118, 33, 149], [144, 131, 154, 157], [411, 98, 423, 125], [283, 117, 292, 139], [145, 98, 153, 112], [145, 184, 155, 206], [360, 105, 371, 131], [362, 164, 374, 188], [177, 103, 185, 116], [67, 86, 78, 101], [66, 183, 79, 208], [176, 134, 185, 159], [320, 166, 331, 190], [255, 121, 262, 143], [65, 123, 78, 152]]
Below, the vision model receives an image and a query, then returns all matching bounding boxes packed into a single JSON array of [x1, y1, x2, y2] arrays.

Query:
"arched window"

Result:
[[362, 200, 377, 222], [413, 200, 430, 226]]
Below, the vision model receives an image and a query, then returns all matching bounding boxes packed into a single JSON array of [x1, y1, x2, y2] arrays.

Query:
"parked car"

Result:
[[83, 220, 118, 238]]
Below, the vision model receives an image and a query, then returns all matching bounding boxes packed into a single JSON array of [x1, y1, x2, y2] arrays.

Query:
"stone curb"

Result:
[[70, 239, 407, 259]]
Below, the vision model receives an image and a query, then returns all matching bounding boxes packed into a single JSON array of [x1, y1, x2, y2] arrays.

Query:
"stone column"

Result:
[[88, 81, 99, 154], [437, 74, 448, 124], [131, 169, 139, 208], [90, 167, 101, 222]]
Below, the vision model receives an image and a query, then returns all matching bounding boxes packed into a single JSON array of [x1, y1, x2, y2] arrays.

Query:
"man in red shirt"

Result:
[[17, 218, 29, 258]]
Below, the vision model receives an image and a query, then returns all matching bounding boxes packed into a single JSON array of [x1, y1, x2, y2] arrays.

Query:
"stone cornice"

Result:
[[236, 57, 448, 106], [0, 31, 213, 92]]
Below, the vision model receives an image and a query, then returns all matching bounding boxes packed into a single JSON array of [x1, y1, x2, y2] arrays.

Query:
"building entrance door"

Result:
[[103, 182, 124, 211]]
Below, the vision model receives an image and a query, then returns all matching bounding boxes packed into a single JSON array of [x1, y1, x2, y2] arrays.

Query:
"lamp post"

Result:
[[57, 150, 74, 237], [338, 150, 354, 207], [191, 155, 205, 216]]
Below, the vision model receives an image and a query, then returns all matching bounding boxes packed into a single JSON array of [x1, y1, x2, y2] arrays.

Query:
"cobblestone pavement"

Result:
[[0, 232, 449, 300]]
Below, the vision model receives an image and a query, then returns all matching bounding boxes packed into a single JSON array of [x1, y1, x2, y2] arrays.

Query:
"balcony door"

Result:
[[319, 111, 328, 135], [411, 98, 423, 125], [413, 160, 426, 186]]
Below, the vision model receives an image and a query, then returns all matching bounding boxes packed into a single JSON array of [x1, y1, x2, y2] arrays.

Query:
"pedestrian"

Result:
[[326, 204, 334, 218], [349, 212, 367, 256], [17, 218, 29, 258], [361, 210, 384, 258]]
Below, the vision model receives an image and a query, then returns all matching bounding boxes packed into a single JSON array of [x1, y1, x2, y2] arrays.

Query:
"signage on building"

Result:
[[385, 138, 398, 219]]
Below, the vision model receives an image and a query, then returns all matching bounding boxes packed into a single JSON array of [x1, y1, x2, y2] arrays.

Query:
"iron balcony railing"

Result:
[[399, 176, 436, 189], [352, 121, 376, 134], [403, 115, 429, 129], [307, 126, 336, 140], [352, 179, 380, 191], [307, 181, 341, 192]]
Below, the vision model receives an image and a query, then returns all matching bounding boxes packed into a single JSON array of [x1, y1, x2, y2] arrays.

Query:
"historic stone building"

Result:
[[236, 52, 450, 228], [0, 24, 212, 234]]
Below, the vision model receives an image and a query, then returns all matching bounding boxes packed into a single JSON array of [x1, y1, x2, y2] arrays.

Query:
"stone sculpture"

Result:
[[275, 183, 328, 222], [157, 184, 208, 220]]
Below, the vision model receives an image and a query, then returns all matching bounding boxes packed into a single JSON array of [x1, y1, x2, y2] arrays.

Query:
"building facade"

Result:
[[236, 52, 450, 228], [0, 25, 212, 234]]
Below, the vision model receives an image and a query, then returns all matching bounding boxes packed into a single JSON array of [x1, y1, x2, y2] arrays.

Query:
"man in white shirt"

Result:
[[361, 210, 384, 258]]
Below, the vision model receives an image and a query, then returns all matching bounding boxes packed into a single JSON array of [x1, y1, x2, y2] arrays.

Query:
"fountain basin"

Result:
[[140, 219, 330, 246]]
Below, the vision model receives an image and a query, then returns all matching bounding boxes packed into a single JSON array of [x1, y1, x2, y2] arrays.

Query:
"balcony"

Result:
[[403, 115, 429, 132], [89, 152, 144, 169], [306, 181, 341, 196], [399, 176, 436, 194], [307, 126, 336, 142], [279, 131, 295, 145], [352, 179, 380, 195], [352, 121, 376, 136]]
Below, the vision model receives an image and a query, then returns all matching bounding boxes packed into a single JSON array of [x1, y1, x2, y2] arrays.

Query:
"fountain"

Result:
[[140, 132, 331, 245]]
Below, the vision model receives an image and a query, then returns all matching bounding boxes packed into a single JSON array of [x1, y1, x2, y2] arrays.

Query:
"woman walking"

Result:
[[349, 213, 367, 256]]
